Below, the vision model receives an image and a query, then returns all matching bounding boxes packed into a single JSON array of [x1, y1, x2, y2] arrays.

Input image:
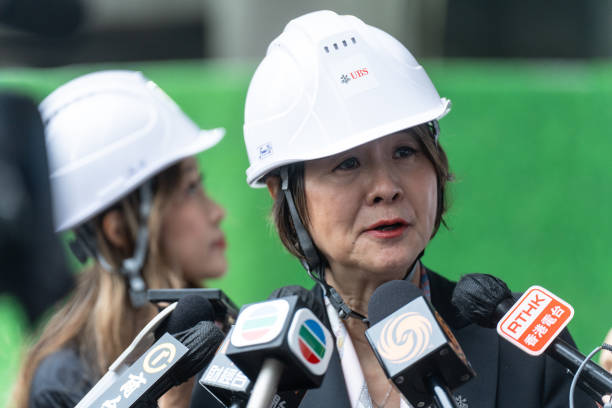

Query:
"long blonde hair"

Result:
[[13, 162, 192, 408]]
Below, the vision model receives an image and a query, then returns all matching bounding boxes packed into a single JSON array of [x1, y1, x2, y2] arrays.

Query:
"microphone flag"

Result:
[[226, 296, 333, 391], [497, 285, 574, 356], [91, 333, 188, 407], [366, 296, 474, 407], [200, 326, 306, 407]]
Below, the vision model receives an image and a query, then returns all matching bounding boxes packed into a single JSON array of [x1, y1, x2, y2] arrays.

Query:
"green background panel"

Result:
[[1, 60, 611, 405]]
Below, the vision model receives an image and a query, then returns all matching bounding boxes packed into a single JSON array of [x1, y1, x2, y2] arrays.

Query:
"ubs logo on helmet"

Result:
[[339, 68, 369, 84], [377, 312, 432, 364]]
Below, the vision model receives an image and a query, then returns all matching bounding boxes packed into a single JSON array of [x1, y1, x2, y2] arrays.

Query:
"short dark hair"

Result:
[[269, 123, 453, 265]]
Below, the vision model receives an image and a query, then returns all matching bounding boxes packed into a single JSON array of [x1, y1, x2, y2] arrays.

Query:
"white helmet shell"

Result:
[[244, 10, 450, 187], [40, 70, 225, 232]]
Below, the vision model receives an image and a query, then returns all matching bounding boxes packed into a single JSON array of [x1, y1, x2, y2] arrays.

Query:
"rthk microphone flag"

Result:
[[497, 285, 574, 356]]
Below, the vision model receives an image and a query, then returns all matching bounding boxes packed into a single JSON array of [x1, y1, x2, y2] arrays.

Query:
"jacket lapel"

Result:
[[453, 323, 499, 407], [299, 347, 352, 408], [428, 269, 499, 408]]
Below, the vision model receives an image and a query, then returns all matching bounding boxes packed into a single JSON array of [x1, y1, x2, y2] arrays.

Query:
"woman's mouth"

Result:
[[365, 219, 409, 239], [212, 236, 227, 250]]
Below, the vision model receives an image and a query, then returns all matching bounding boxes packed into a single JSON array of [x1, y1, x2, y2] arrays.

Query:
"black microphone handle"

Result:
[[427, 376, 458, 408], [547, 337, 612, 399]]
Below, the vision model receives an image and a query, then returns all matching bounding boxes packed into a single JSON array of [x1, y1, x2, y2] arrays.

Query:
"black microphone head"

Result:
[[136, 320, 226, 405], [366, 280, 475, 407], [268, 285, 326, 324], [368, 280, 423, 325], [226, 295, 333, 391], [155, 295, 215, 338], [451, 273, 515, 328], [171, 321, 225, 381]]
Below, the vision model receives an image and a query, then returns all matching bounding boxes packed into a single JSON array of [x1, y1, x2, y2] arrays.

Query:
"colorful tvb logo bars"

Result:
[[230, 298, 332, 376]]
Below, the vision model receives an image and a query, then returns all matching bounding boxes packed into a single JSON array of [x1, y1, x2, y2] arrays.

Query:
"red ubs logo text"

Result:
[[350, 68, 369, 79]]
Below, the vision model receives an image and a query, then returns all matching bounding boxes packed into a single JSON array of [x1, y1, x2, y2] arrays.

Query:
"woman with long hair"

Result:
[[13, 70, 227, 408]]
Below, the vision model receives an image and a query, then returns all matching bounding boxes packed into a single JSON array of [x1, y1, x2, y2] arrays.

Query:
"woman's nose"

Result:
[[366, 165, 403, 205], [209, 198, 225, 224]]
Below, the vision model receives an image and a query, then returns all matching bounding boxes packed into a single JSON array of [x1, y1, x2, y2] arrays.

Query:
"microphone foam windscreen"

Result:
[[155, 295, 214, 338], [268, 285, 327, 323], [368, 280, 423, 326], [451, 274, 514, 328], [172, 320, 225, 381], [138, 321, 225, 404]]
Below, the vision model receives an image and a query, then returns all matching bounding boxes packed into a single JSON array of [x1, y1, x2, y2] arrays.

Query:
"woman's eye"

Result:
[[187, 180, 202, 195], [187, 183, 198, 194], [334, 157, 360, 171], [394, 146, 416, 159], [186, 173, 204, 194]]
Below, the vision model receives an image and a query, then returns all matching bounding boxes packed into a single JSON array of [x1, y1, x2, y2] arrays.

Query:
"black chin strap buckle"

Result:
[[429, 120, 440, 146], [325, 283, 369, 326]]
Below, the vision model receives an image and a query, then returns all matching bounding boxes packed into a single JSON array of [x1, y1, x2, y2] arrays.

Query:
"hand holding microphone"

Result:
[[365, 280, 475, 408]]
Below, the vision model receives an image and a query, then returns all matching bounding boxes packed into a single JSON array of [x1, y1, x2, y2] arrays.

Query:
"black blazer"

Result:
[[299, 270, 595, 408]]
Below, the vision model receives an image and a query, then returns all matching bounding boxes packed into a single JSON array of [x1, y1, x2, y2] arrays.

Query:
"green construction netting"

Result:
[[1, 59, 611, 404]]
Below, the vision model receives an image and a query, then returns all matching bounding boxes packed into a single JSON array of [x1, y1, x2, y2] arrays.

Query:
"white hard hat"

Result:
[[40, 70, 225, 232], [244, 10, 450, 187]]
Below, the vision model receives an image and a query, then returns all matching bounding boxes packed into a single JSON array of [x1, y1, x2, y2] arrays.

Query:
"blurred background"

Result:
[[1, 0, 611, 405]]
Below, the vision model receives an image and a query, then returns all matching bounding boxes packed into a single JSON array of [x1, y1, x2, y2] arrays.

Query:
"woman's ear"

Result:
[[265, 176, 281, 200], [101, 209, 129, 252]]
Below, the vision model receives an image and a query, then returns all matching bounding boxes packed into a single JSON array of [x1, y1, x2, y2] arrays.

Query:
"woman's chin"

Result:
[[357, 250, 418, 276], [186, 259, 228, 283]]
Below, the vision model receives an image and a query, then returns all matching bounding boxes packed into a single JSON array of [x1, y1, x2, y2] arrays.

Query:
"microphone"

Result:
[[226, 295, 333, 408], [195, 287, 319, 408], [197, 286, 317, 408], [267, 285, 327, 324], [451, 273, 612, 402], [198, 326, 306, 408], [148, 288, 239, 332], [131, 320, 225, 407], [153, 294, 217, 339], [75, 295, 218, 407], [88, 320, 224, 408], [365, 280, 475, 408]]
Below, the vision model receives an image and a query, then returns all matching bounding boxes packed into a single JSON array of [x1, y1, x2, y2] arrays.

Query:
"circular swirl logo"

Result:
[[376, 312, 432, 364]]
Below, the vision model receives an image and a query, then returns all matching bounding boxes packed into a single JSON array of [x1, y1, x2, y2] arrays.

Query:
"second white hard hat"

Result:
[[40, 70, 225, 232], [243, 10, 450, 187]]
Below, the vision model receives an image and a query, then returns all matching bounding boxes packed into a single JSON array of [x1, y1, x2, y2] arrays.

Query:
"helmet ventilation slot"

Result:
[[323, 37, 357, 53]]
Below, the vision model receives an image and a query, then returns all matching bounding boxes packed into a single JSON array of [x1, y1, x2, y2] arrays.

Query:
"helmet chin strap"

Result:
[[120, 180, 152, 307], [69, 180, 153, 308], [280, 166, 423, 326]]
